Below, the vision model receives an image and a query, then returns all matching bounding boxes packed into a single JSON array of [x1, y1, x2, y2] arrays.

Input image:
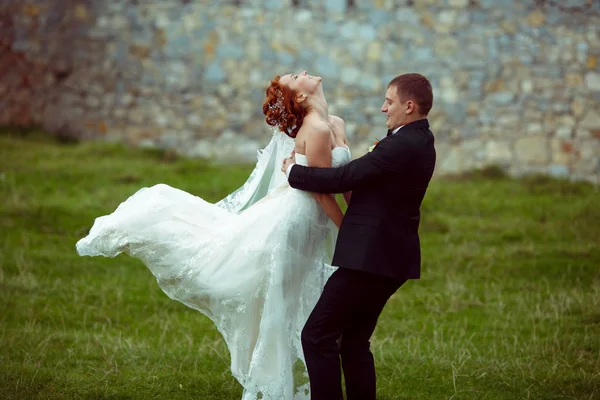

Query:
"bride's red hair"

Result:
[[262, 76, 305, 138]]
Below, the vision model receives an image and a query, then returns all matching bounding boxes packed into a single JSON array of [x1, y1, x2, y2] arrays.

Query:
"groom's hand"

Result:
[[282, 150, 296, 174]]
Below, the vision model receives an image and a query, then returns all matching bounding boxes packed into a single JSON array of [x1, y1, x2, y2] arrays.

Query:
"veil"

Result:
[[216, 126, 338, 264], [216, 127, 296, 213]]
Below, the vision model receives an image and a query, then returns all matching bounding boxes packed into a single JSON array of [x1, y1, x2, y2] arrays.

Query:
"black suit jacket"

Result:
[[288, 119, 436, 281]]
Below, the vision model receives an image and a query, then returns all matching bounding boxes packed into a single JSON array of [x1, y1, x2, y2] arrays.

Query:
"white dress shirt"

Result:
[[391, 125, 404, 135]]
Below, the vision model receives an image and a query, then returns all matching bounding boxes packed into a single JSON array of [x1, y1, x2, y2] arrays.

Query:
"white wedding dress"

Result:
[[76, 129, 351, 400]]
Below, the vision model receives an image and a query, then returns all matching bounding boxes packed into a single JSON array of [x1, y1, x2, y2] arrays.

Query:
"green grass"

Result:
[[1, 128, 599, 399]]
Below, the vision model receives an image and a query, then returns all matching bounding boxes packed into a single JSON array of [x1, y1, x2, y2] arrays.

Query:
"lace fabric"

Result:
[[76, 131, 351, 400]]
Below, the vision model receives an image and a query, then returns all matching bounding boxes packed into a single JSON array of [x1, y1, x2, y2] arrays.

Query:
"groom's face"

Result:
[[381, 86, 413, 130]]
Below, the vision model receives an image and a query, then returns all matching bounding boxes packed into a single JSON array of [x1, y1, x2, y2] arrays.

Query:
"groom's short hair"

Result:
[[388, 73, 433, 116]]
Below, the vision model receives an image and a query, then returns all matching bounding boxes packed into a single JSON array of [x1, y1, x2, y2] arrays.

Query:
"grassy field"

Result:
[[0, 129, 599, 399]]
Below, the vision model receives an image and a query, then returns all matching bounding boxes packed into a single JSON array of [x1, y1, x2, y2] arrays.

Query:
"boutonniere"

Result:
[[368, 138, 382, 153]]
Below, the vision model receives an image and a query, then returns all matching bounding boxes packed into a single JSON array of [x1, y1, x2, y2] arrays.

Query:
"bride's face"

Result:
[[279, 71, 322, 96]]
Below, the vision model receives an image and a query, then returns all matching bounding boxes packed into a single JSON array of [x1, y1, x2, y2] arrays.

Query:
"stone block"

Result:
[[486, 141, 513, 165], [438, 145, 461, 174], [527, 10, 546, 27], [515, 136, 550, 164], [585, 72, 600, 91], [580, 110, 600, 130]]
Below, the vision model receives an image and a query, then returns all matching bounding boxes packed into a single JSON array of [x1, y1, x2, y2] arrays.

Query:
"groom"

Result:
[[283, 73, 436, 400]]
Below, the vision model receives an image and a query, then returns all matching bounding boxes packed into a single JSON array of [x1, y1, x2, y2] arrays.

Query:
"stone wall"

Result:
[[1, 0, 599, 182]]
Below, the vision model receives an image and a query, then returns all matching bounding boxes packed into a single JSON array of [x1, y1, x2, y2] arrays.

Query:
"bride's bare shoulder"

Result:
[[300, 117, 331, 137], [330, 115, 345, 126], [295, 117, 330, 154], [329, 115, 348, 144]]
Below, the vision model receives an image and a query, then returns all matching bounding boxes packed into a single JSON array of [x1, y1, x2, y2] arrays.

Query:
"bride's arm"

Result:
[[330, 116, 352, 207], [343, 191, 352, 205], [304, 126, 344, 228], [317, 191, 344, 228]]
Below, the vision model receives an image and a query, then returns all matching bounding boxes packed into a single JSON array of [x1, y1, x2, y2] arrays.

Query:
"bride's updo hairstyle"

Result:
[[262, 76, 305, 138]]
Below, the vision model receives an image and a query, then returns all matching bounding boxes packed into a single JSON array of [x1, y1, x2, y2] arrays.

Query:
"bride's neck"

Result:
[[305, 98, 329, 121]]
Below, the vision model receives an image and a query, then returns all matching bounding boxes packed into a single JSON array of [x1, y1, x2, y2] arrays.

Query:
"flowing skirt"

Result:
[[76, 183, 337, 399]]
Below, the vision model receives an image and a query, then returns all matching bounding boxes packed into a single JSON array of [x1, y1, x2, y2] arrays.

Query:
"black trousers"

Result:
[[301, 267, 405, 400]]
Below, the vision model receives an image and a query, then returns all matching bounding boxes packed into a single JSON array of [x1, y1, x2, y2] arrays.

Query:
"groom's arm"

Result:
[[288, 136, 411, 194]]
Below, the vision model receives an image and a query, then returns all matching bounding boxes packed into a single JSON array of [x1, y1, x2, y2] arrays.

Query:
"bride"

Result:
[[76, 71, 352, 399]]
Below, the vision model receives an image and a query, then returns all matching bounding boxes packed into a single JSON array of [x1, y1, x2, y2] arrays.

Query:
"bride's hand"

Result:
[[281, 150, 296, 173]]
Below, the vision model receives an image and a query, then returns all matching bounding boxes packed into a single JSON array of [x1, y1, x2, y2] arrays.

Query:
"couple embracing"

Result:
[[77, 71, 436, 400]]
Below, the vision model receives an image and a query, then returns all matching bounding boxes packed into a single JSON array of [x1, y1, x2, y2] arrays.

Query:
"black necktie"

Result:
[[386, 129, 393, 137]]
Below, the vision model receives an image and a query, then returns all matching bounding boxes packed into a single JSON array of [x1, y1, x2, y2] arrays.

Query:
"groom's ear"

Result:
[[405, 100, 416, 115]]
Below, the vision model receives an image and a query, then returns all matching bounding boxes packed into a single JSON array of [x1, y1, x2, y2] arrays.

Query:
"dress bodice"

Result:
[[294, 146, 351, 168]]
